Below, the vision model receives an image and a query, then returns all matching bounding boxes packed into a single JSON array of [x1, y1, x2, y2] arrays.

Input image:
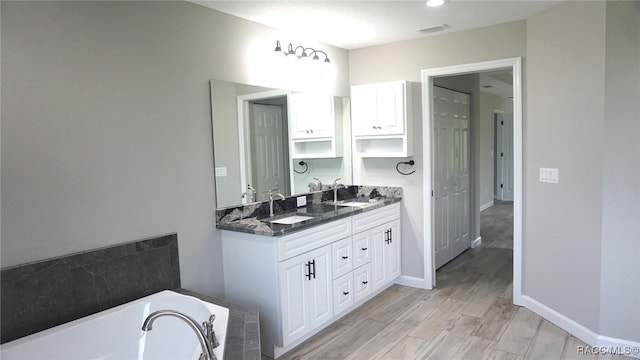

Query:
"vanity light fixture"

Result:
[[274, 41, 330, 63]]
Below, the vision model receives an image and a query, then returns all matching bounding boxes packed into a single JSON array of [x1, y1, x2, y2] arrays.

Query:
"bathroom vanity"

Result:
[[217, 189, 401, 358]]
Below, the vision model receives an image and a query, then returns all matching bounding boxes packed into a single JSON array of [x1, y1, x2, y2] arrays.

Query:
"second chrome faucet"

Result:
[[268, 188, 285, 217]]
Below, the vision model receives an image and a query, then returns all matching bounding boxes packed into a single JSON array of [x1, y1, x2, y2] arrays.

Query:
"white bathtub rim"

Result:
[[1, 290, 229, 359]]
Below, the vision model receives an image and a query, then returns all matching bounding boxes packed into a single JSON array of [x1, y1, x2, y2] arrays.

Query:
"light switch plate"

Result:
[[296, 196, 307, 207], [215, 167, 227, 177], [539, 167, 559, 184]]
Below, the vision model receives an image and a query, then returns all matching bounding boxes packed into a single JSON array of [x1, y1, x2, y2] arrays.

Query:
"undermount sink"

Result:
[[268, 215, 315, 225], [335, 201, 377, 208]]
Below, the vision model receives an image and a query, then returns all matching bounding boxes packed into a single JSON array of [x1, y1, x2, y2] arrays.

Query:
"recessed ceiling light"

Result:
[[426, 0, 447, 8]]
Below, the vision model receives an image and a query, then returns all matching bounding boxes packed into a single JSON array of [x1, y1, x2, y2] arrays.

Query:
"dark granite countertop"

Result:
[[174, 289, 260, 360], [217, 195, 401, 237]]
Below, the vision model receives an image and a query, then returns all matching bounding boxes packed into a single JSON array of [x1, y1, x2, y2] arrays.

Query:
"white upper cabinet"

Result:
[[288, 93, 335, 139], [351, 81, 413, 157], [352, 81, 406, 136], [287, 93, 342, 159]]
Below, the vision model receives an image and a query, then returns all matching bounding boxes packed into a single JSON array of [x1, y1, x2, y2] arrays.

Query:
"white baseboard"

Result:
[[480, 200, 494, 212], [471, 236, 482, 248], [523, 296, 640, 359], [395, 275, 427, 289]]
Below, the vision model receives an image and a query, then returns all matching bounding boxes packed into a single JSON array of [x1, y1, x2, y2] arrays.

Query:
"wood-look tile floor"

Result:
[[273, 201, 634, 360]]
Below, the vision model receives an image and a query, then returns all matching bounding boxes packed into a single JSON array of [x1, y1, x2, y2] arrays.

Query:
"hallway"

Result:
[[277, 202, 632, 360]]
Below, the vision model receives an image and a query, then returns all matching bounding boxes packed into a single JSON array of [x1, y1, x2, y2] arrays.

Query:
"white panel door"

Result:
[[251, 104, 287, 201], [434, 86, 471, 269], [452, 91, 471, 258], [434, 86, 452, 269]]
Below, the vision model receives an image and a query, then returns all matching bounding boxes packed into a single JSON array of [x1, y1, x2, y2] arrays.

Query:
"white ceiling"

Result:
[[195, 0, 561, 50]]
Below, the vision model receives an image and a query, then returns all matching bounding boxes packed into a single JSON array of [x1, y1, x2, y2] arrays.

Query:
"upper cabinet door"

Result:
[[351, 84, 379, 136], [375, 81, 405, 135], [288, 93, 334, 139], [351, 81, 406, 136]]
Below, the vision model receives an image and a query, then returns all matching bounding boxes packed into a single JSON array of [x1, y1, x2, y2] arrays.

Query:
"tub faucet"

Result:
[[142, 310, 218, 360], [269, 188, 285, 217], [332, 178, 345, 203]]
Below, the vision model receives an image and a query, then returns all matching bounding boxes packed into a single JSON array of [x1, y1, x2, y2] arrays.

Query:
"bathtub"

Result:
[[0, 290, 229, 360]]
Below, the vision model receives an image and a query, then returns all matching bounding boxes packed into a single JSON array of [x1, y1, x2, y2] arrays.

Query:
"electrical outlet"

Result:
[[296, 196, 307, 207]]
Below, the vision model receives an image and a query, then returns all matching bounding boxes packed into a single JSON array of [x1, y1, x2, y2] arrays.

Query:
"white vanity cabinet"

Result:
[[351, 80, 413, 157], [287, 93, 342, 159], [220, 202, 401, 359]]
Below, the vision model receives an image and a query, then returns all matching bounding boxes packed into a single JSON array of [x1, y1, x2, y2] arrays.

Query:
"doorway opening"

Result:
[[422, 57, 523, 306], [237, 90, 291, 202]]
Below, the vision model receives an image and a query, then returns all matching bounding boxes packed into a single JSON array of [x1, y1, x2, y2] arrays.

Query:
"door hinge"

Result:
[[432, 190, 434, 197], [501, 121, 504, 125], [501, 152, 504, 157], [501, 184, 504, 188]]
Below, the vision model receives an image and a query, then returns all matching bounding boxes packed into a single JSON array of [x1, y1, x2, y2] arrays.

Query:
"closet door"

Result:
[[433, 86, 471, 269]]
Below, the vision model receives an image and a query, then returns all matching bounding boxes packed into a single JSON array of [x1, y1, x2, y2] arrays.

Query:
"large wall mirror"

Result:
[[210, 80, 352, 209]]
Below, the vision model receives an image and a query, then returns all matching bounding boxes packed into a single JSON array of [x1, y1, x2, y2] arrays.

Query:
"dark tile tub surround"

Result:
[[177, 289, 261, 360], [216, 185, 402, 236], [0, 234, 180, 344]]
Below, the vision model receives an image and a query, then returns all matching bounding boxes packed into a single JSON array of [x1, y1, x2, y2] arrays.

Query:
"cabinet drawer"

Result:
[[331, 238, 353, 279], [353, 264, 372, 304], [352, 203, 400, 234], [278, 218, 351, 260], [333, 273, 354, 316], [352, 232, 371, 268]]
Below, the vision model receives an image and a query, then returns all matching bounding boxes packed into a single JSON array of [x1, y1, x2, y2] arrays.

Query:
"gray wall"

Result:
[[1, 1, 349, 298], [350, 21, 526, 279], [525, 0, 606, 334], [600, 1, 640, 342]]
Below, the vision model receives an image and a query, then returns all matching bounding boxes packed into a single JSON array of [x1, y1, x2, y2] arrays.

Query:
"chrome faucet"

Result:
[[269, 188, 285, 217], [313, 177, 323, 190], [241, 184, 256, 203], [142, 310, 218, 360], [332, 178, 346, 203]]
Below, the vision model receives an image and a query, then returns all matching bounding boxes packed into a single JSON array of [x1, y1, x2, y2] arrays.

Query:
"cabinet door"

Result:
[[331, 238, 353, 279], [351, 84, 379, 136], [306, 246, 334, 331], [353, 232, 371, 269], [332, 273, 354, 316], [371, 226, 387, 291], [371, 220, 402, 292], [353, 263, 372, 304], [279, 245, 333, 345], [288, 93, 334, 139], [385, 220, 401, 281], [376, 81, 405, 135], [279, 255, 310, 345]]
